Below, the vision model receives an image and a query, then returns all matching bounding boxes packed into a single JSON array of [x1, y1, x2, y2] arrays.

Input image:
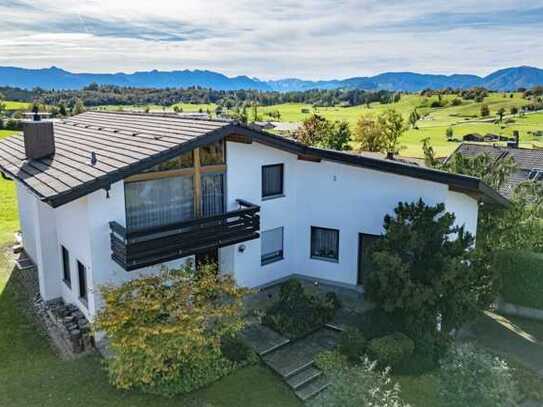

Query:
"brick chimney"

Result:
[[23, 113, 55, 160]]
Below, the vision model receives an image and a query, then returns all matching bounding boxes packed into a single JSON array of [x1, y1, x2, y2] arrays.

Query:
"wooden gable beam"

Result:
[[297, 154, 322, 163], [226, 134, 253, 144]]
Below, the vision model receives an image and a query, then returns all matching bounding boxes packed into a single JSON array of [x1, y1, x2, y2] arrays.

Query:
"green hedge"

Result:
[[497, 250, 543, 310]]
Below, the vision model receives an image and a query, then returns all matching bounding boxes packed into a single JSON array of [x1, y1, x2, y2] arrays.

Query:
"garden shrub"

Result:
[[355, 308, 401, 339], [497, 250, 543, 310], [325, 291, 342, 310], [438, 343, 517, 407], [310, 351, 408, 407], [368, 333, 415, 370], [262, 279, 336, 339], [94, 263, 249, 397], [220, 335, 256, 364], [338, 328, 367, 363]]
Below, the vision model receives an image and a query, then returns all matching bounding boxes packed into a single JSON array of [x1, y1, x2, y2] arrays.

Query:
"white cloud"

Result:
[[0, 0, 542, 79]]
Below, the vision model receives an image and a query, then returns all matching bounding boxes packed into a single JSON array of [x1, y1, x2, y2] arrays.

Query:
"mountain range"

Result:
[[1, 66, 542, 92]]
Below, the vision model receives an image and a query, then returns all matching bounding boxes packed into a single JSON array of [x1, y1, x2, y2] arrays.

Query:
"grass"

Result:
[[3, 101, 30, 111], [95, 92, 543, 158], [0, 130, 18, 245], [0, 253, 301, 406], [394, 372, 440, 407], [0, 135, 300, 406], [97, 103, 218, 113]]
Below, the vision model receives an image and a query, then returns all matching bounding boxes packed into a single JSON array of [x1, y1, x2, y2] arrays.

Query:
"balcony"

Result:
[[110, 199, 260, 271]]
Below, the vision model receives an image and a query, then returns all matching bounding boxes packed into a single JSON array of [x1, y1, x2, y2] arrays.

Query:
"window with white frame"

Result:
[[310, 226, 339, 262], [261, 227, 284, 265]]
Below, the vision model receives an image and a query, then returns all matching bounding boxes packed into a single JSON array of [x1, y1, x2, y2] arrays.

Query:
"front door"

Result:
[[195, 248, 219, 270], [357, 233, 381, 286]]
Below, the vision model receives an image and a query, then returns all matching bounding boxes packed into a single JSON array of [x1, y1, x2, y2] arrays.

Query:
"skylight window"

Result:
[[528, 169, 543, 181]]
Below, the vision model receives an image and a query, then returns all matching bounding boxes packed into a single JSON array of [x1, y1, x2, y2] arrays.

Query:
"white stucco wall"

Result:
[[16, 183, 38, 264], [16, 182, 62, 301], [84, 181, 192, 319], [226, 140, 480, 288], [15, 138, 483, 318]]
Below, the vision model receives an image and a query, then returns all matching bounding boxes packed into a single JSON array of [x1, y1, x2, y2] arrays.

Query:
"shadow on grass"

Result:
[[0, 247, 300, 407]]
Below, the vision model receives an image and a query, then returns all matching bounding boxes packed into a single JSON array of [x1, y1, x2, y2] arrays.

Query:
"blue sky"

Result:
[[1, 0, 543, 80]]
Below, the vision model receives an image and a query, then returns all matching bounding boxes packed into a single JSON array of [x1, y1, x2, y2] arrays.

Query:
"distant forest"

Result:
[[1, 84, 398, 108]]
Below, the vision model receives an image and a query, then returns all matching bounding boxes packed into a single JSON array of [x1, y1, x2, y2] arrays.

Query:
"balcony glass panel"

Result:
[[125, 175, 194, 231], [201, 173, 225, 217]]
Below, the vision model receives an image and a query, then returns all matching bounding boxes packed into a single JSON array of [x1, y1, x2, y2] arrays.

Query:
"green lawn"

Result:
[[3, 101, 31, 111], [96, 92, 543, 158], [256, 93, 543, 158], [0, 249, 300, 407], [97, 103, 218, 113], [0, 124, 300, 406]]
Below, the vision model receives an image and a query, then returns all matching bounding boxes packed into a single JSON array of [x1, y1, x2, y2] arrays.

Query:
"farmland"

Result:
[[6, 91, 543, 158], [95, 92, 543, 158]]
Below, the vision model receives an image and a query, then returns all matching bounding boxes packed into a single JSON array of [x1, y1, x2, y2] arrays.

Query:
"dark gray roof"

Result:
[[453, 143, 543, 197], [0, 111, 508, 208]]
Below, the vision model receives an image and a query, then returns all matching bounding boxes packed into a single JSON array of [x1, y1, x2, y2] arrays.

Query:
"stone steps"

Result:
[[286, 365, 322, 389], [294, 373, 330, 401]]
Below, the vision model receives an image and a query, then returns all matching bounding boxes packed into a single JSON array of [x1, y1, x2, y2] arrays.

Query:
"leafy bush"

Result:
[[355, 308, 401, 339], [368, 333, 415, 370], [262, 279, 336, 339], [310, 351, 408, 407], [325, 291, 342, 310], [338, 328, 367, 362], [220, 335, 257, 364], [438, 343, 517, 407], [94, 264, 249, 396], [497, 250, 543, 310]]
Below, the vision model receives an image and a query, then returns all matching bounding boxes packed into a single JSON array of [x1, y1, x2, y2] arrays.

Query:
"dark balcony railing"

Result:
[[110, 199, 260, 271]]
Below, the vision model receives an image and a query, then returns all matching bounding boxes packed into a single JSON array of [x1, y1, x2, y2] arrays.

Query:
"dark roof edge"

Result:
[[44, 124, 235, 207], [3, 122, 508, 209], [232, 126, 509, 208]]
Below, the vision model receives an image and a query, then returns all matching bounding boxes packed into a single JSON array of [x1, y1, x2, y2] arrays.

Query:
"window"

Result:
[[77, 261, 88, 305], [125, 175, 194, 230], [200, 140, 225, 166], [61, 246, 71, 287], [311, 227, 339, 262], [529, 168, 543, 181], [143, 151, 193, 172], [262, 164, 284, 198], [201, 173, 225, 216], [261, 227, 284, 265]]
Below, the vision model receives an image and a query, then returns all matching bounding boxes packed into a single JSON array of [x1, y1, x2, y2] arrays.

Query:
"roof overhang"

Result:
[[0, 117, 509, 209]]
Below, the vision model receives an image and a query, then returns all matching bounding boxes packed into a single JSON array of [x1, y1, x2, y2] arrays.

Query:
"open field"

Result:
[[257, 93, 543, 157], [3, 101, 31, 111], [98, 102, 218, 113], [95, 92, 543, 158]]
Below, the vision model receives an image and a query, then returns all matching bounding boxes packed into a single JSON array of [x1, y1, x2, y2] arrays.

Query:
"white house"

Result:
[[0, 111, 508, 321]]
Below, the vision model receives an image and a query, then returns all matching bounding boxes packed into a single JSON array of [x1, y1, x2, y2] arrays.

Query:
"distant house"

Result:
[[449, 141, 543, 197], [463, 133, 483, 142], [0, 112, 506, 321]]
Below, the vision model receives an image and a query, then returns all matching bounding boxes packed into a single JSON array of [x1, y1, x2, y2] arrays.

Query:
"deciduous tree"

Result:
[[94, 263, 249, 396], [353, 113, 384, 152]]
